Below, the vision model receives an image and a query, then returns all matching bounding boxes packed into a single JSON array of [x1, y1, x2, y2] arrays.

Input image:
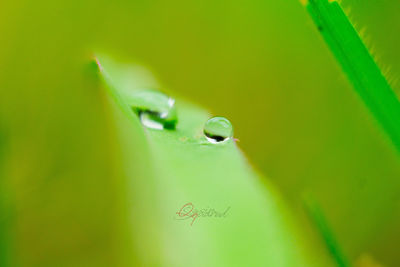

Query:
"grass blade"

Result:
[[304, 0, 400, 152], [303, 195, 350, 267], [94, 54, 336, 267]]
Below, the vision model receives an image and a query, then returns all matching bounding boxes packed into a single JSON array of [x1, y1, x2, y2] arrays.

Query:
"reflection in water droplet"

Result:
[[139, 112, 165, 130], [203, 117, 233, 143], [126, 89, 178, 130]]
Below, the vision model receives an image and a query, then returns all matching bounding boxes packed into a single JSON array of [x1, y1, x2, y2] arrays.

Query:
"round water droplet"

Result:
[[203, 117, 233, 143], [125, 89, 178, 130]]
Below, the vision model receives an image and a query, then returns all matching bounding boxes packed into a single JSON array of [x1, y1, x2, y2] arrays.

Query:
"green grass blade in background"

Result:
[[302, 1, 400, 264], [0, 127, 11, 267], [304, 195, 350, 267], [95, 55, 335, 267], [304, 0, 400, 152]]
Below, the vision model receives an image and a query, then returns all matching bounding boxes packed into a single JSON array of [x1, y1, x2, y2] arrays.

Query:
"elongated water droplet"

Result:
[[203, 117, 233, 143], [126, 89, 178, 130]]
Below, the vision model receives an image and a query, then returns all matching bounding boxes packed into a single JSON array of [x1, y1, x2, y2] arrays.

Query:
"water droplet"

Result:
[[203, 117, 233, 143], [126, 89, 178, 130]]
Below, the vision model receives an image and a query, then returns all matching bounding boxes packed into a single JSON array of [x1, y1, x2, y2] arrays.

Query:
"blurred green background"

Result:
[[1, 0, 400, 266]]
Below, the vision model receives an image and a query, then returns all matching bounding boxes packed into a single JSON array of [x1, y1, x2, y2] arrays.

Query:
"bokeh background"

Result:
[[1, 0, 400, 266]]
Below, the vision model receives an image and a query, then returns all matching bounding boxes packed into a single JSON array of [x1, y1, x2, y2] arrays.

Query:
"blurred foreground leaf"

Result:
[[94, 55, 334, 266]]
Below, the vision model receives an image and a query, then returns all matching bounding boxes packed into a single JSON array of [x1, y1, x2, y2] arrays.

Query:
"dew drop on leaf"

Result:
[[203, 117, 233, 143], [126, 89, 178, 130]]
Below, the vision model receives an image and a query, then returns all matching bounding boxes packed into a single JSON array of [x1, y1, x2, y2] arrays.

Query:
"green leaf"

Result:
[[302, 1, 400, 264], [95, 54, 334, 266], [305, 0, 400, 152]]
